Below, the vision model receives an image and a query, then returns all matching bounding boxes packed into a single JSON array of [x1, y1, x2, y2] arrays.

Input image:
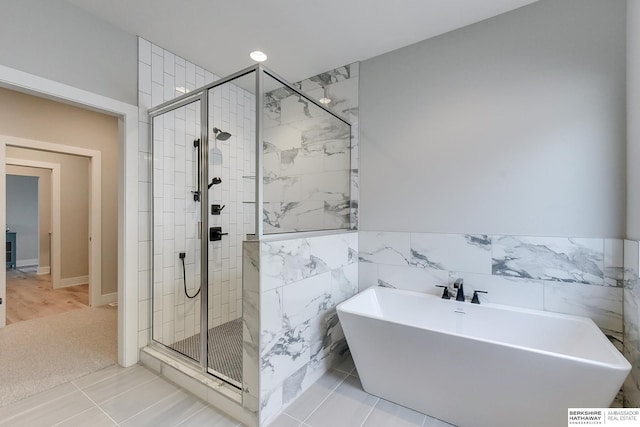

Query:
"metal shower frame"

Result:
[[147, 63, 351, 383]]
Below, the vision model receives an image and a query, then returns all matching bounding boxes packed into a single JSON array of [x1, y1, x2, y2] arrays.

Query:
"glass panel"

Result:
[[205, 70, 256, 385], [262, 72, 351, 233], [152, 99, 202, 363]]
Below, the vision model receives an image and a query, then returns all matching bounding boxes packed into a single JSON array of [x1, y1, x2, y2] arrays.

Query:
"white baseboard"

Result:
[[37, 266, 50, 275], [95, 292, 118, 307], [16, 259, 39, 268], [57, 275, 89, 288]]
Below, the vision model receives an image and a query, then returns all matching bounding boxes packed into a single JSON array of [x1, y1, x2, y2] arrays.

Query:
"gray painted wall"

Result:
[[0, 0, 137, 105], [6, 175, 39, 265], [359, 0, 626, 237]]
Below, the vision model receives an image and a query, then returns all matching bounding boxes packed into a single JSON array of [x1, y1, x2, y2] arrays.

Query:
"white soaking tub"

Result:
[[336, 287, 631, 427]]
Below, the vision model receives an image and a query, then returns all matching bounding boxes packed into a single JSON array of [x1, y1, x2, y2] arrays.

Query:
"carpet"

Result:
[[0, 305, 117, 407], [169, 318, 243, 384]]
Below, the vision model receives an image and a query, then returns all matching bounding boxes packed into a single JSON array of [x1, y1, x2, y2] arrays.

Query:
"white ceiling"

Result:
[[65, 0, 538, 83]]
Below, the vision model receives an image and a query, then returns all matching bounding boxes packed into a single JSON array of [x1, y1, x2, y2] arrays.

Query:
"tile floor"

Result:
[[0, 364, 240, 427], [0, 354, 453, 427], [267, 355, 453, 427]]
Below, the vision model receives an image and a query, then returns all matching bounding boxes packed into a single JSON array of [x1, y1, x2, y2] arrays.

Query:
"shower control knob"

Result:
[[211, 204, 226, 215], [209, 226, 228, 241]]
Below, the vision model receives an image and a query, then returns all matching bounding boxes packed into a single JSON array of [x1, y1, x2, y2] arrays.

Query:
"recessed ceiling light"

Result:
[[249, 51, 267, 62]]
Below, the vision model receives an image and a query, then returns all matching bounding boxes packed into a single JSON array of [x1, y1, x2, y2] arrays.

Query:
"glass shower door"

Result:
[[151, 99, 203, 364], [204, 71, 255, 387]]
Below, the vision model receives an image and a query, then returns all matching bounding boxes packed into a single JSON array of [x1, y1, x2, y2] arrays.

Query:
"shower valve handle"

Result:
[[209, 226, 228, 241], [211, 204, 226, 215]]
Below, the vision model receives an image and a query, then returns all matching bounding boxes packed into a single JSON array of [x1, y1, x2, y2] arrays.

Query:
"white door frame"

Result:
[[6, 158, 61, 283], [2, 139, 102, 309], [0, 64, 139, 367], [6, 146, 100, 306]]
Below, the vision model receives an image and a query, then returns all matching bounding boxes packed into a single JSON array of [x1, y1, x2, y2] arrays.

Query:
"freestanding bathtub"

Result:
[[336, 287, 631, 427]]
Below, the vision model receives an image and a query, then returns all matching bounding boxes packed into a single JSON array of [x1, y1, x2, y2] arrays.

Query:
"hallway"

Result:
[[5, 268, 88, 325]]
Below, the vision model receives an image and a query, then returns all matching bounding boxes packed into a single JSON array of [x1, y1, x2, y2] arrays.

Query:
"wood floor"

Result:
[[5, 268, 88, 325]]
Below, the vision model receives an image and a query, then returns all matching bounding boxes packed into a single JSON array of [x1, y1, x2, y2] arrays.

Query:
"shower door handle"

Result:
[[209, 226, 228, 241]]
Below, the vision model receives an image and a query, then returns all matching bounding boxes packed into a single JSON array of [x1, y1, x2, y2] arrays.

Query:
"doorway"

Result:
[[0, 64, 139, 367], [5, 156, 93, 324], [1, 139, 102, 324]]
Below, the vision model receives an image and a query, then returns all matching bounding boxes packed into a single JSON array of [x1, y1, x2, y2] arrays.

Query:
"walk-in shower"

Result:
[[148, 64, 352, 400]]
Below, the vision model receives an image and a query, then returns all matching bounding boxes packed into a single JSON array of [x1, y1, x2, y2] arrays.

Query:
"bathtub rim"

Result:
[[337, 286, 631, 372]]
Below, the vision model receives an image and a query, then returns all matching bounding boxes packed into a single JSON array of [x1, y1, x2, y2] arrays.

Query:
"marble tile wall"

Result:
[[359, 231, 624, 338], [262, 64, 359, 233], [624, 240, 640, 407], [255, 231, 358, 425]]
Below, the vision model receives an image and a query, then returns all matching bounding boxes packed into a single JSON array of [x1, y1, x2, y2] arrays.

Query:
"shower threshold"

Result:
[[169, 318, 243, 388]]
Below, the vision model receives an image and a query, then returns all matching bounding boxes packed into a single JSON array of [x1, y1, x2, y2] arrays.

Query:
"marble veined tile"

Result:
[[307, 233, 356, 270], [261, 322, 311, 392], [410, 233, 491, 274], [280, 93, 326, 126], [446, 272, 544, 310], [543, 281, 623, 332], [261, 233, 354, 291], [296, 65, 353, 94], [358, 262, 379, 292], [304, 77, 359, 121], [604, 239, 624, 287], [260, 383, 284, 426], [359, 231, 411, 266], [261, 238, 320, 290], [624, 240, 639, 290], [377, 264, 448, 294], [492, 236, 604, 285], [324, 200, 351, 230], [282, 273, 333, 328], [300, 171, 350, 202], [263, 200, 328, 233], [331, 263, 359, 305], [264, 123, 303, 151], [263, 173, 303, 202], [261, 287, 283, 344]]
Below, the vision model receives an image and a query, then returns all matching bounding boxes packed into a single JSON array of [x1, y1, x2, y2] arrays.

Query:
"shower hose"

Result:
[[181, 255, 201, 299]]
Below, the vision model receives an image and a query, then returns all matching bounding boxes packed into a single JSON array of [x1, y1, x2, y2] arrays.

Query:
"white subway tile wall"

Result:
[[139, 38, 253, 351]]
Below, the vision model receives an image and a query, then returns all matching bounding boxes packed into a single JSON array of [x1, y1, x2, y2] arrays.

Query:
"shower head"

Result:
[[213, 127, 232, 141]]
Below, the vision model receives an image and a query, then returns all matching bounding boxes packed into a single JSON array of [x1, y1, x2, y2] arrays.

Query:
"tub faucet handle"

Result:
[[471, 290, 488, 304], [435, 285, 450, 299], [453, 278, 465, 302]]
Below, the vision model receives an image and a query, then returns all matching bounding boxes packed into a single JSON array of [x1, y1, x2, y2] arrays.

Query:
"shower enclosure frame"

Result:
[[147, 63, 352, 388]]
